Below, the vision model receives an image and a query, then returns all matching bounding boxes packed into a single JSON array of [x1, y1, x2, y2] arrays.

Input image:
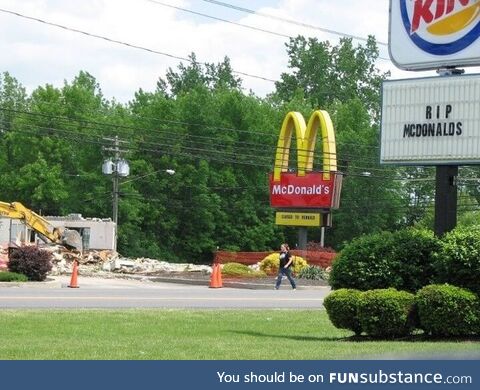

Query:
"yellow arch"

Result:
[[273, 110, 337, 181]]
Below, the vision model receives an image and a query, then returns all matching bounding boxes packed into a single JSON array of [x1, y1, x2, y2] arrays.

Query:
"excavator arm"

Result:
[[0, 201, 82, 251]]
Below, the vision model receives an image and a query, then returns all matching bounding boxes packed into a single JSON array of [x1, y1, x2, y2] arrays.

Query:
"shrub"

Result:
[[323, 289, 362, 335], [259, 253, 307, 275], [297, 265, 329, 281], [389, 229, 441, 292], [416, 284, 480, 337], [0, 271, 28, 282], [434, 227, 480, 296], [8, 246, 53, 281], [221, 262, 266, 278], [291, 255, 308, 274], [259, 253, 278, 275], [330, 229, 441, 292], [329, 231, 398, 290], [358, 289, 415, 338]]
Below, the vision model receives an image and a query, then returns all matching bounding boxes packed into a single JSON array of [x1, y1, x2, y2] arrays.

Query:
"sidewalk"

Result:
[[0, 272, 329, 290], [147, 272, 329, 290]]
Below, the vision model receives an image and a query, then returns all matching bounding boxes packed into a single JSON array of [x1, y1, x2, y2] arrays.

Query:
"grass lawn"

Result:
[[0, 309, 478, 360]]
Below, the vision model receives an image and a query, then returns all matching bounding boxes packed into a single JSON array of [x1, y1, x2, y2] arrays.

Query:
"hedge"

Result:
[[330, 229, 440, 292], [416, 284, 480, 337], [323, 289, 362, 335], [433, 227, 480, 296], [357, 288, 416, 338]]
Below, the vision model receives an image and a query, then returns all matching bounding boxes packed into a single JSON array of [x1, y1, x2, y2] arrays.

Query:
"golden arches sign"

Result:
[[269, 110, 342, 210], [273, 110, 337, 181]]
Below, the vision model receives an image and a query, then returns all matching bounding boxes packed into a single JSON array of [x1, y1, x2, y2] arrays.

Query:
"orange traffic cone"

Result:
[[209, 263, 221, 288], [216, 263, 223, 288], [68, 260, 79, 288]]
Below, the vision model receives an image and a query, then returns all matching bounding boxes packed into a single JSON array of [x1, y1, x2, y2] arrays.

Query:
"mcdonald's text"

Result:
[[271, 184, 330, 196], [269, 172, 335, 208]]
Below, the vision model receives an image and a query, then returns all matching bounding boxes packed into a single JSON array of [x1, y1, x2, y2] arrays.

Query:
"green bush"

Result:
[[297, 265, 329, 281], [330, 229, 441, 292], [259, 253, 307, 275], [8, 246, 53, 281], [0, 271, 28, 282], [434, 227, 480, 296], [324, 289, 362, 335], [221, 262, 266, 278], [358, 288, 415, 338], [416, 284, 480, 337]]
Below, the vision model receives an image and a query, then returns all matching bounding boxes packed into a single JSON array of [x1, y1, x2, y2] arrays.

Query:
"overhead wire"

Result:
[[0, 124, 399, 178], [1, 124, 389, 176], [1, 105, 385, 157], [0, 119, 425, 184], [200, 0, 389, 47], [146, 0, 291, 39], [0, 7, 276, 83], [146, 0, 391, 61], [3, 119, 469, 210]]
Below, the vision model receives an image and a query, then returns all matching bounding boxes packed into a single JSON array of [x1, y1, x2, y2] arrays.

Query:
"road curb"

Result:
[[0, 278, 61, 288], [147, 276, 328, 290]]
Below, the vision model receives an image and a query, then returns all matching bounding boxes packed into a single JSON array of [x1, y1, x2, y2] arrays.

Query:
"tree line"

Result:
[[1, 36, 479, 262]]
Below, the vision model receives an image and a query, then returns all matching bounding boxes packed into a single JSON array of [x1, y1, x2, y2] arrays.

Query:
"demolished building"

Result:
[[0, 214, 115, 251]]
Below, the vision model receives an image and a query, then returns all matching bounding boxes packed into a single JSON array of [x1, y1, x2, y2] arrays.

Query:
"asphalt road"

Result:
[[0, 276, 330, 309]]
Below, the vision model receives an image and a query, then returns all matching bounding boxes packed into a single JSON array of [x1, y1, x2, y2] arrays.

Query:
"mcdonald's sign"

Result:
[[269, 111, 342, 209]]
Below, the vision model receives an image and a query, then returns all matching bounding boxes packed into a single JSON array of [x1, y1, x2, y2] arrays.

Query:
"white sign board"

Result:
[[381, 74, 480, 165], [389, 0, 480, 70]]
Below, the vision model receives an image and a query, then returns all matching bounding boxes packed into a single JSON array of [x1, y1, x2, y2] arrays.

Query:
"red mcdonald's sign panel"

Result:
[[269, 172, 341, 208]]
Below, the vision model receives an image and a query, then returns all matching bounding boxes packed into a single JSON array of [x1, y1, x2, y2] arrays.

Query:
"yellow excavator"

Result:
[[0, 201, 83, 252]]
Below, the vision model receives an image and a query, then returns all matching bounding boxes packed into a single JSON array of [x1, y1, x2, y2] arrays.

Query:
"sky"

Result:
[[0, 0, 478, 103]]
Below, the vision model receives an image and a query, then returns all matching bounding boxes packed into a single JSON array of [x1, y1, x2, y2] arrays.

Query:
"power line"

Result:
[[2, 123, 452, 207], [0, 7, 277, 83], [1, 120, 410, 181], [1, 120, 386, 176], [0, 105, 384, 154], [147, 0, 391, 61], [200, 0, 389, 47], [146, 0, 291, 39], [0, 116, 393, 174], [0, 107, 387, 169]]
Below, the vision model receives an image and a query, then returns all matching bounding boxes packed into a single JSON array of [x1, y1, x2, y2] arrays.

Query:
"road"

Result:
[[0, 276, 330, 309]]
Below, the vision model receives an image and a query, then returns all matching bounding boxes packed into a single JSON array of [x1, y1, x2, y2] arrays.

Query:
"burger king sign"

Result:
[[389, 0, 480, 69]]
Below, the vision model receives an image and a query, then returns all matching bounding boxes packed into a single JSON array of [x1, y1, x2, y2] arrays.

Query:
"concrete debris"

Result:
[[1, 244, 212, 276], [40, 246, 212, 276]]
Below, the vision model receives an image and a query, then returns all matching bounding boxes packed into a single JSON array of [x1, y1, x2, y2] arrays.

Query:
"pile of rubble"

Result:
[[45, 246, 211, 277], [1, 244, 211, 277]]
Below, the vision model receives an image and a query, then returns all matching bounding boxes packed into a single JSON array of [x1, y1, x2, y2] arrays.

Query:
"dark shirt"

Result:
[[279, 251, 291, 268]]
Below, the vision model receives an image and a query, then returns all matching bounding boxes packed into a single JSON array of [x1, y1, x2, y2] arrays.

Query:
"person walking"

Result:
[[274, 243, 296, 290]]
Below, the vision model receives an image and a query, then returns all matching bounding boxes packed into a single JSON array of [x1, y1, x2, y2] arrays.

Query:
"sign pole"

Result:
[[434, 165, 458, 237], [297, 227, 307, 250], [433, 68, 461, 237]]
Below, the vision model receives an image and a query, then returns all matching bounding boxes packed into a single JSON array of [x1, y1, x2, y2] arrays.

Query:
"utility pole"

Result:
[[112, 136, 120, 226], [102, 136, 129, 251]]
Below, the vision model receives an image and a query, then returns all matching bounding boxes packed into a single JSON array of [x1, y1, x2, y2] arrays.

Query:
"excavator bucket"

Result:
[[60, 229, 83, 252]]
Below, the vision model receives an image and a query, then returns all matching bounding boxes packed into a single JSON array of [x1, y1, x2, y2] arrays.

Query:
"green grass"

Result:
[[0, 309, 478, 360]]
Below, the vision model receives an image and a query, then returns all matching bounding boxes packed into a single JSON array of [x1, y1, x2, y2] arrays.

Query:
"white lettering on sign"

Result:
[[271, 185, 330, 195]]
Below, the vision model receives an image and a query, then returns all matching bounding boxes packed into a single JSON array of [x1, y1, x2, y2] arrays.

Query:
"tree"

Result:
[[275, 36, 388, 119]]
